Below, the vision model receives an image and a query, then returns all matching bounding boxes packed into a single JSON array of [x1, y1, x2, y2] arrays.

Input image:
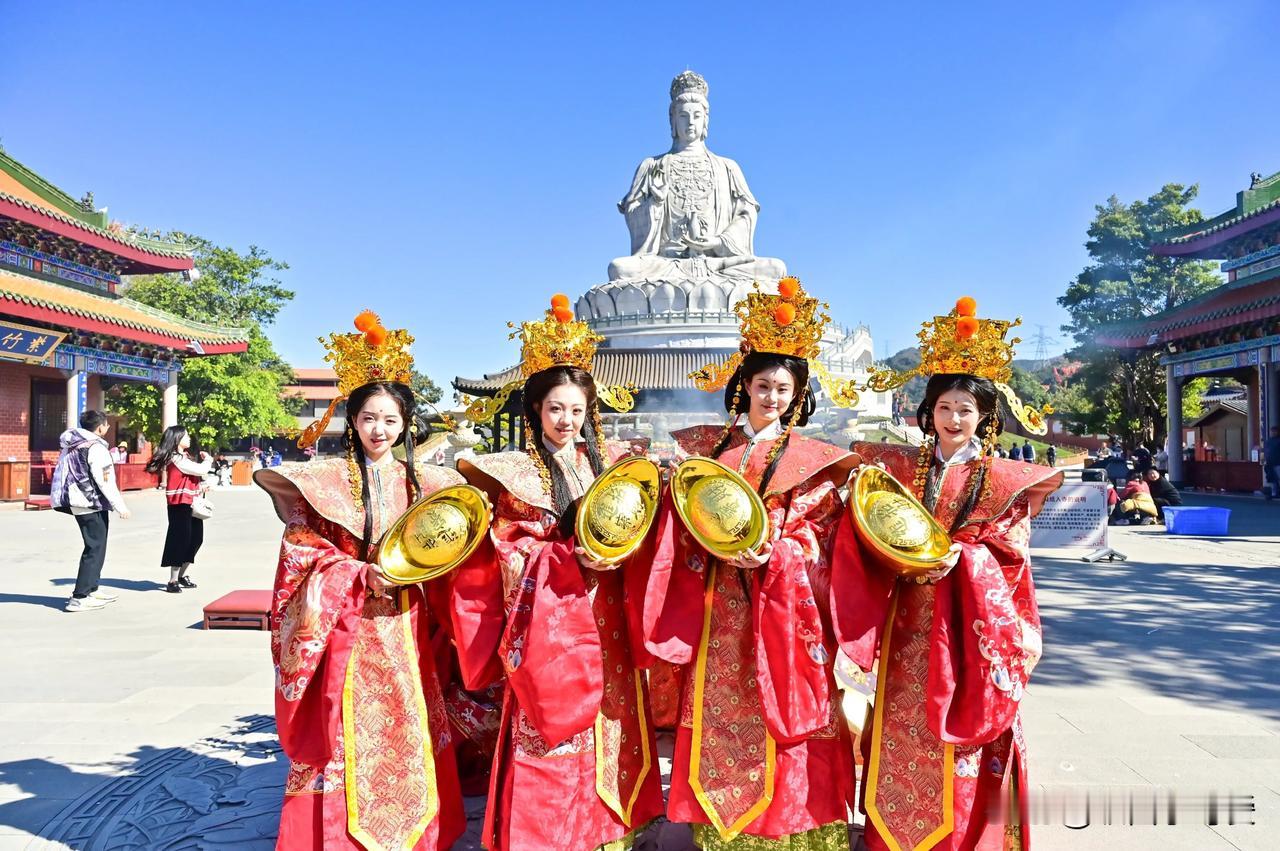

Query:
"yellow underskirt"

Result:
[[597, 820, 655, 851], [692, 821, 851, 850]]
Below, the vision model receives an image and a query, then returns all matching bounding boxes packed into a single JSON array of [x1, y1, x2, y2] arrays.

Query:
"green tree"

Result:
[[410, 368, 443, 416], [1057, 184, 1221, 448], [884, 346, 928, 408], [1006, 365, 1049, 408], [112, 236, 297, 449]]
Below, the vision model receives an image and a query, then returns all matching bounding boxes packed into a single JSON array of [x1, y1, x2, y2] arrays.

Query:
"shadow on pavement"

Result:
[[1034, 550, 1280, 722], [0, 593, 70, 611], [47, 577, 168, 592], [0, 715, 283, 849]]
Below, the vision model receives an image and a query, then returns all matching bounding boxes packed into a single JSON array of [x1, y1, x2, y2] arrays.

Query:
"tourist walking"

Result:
[[254, 311, 468, 850], [51, 409, 131, 612], [145, 426, 212, 593], [1021, 439, 1035, 462], [1046, 443, 1057, 467], [832, 297, 1063, 850]]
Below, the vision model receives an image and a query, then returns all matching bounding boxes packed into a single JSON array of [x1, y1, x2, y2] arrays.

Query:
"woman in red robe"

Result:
[[255, 313, 466, 850], [449, 297, 663, 851], [638, 278, 861, 849], [831, 298, 1062, 850]]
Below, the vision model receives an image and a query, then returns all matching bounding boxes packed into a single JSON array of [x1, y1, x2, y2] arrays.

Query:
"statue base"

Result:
[[575, 266, 781, 350]]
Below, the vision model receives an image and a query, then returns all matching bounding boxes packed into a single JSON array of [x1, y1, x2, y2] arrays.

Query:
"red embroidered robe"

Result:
[[451, 441, 664, 851], [256, 458, 467, 851], [636, 426, 858, 844], [830, 443, 1063, 851]]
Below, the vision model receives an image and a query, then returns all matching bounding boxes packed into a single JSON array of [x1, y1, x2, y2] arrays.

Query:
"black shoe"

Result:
[[165, 581, 183, 594], [178, 576, 198, 589]]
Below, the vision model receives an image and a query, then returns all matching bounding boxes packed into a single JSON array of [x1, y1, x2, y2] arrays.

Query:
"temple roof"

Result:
[[1153, 170, 1280, 258], [1094, 274, 1280, 348], [0, 150, 193, 274], [454, 348, 735, 395], [1188, 398, 1249, 428], [0, 268, 249, 352]]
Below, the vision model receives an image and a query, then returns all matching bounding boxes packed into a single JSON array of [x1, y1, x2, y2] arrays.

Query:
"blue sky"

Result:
[[2, 1, 1277, 390]]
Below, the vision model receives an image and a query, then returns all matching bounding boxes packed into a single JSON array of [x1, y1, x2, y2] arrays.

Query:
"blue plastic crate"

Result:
[[1162, 506, 1230, 536]]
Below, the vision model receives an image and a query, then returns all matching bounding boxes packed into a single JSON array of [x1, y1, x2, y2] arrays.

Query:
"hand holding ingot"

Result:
[[726, 539, 773, 570], [914, 543, 961, 584], [575, 545, 622, 572], [364, 562, 394, 598]]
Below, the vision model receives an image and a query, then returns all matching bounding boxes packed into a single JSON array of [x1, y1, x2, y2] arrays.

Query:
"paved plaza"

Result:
[[0, 485, 1277, 849]]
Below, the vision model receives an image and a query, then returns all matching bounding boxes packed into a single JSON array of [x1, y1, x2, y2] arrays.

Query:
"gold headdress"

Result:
[[861, 296, 1051, 434], [463, 294, 638, 424], [689, 277, 861, 408], [292, 310, 415, 449]]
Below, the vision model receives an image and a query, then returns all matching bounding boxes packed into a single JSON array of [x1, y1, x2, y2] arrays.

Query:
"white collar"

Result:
[[542, 434, 582, 458], [936, 437, 983, 467], [741, 418, 784, 442]]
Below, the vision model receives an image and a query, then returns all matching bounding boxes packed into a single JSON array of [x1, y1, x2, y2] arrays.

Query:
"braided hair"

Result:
[[522, 366, 607, 537], [343, 381, 424, 559], [915, 373, 1002, 533]]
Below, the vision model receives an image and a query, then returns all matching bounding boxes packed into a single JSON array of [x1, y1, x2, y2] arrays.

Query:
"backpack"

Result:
[[50, 430, 108, 514]]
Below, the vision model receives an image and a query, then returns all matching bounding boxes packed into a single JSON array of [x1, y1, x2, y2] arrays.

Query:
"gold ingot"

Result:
[[671, 457, 768, 559], [576, 456, 661, 563], [862, 491, 932, 550], [377, 484, 492, 585], [849, 466, 951, 578]]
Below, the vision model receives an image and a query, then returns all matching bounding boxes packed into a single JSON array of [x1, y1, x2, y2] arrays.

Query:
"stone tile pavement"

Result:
[[0, 486, 1276, 849]]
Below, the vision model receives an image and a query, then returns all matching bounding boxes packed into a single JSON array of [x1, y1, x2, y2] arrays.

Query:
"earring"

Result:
[[914, 431, 934, 497], [715, 381, 745, 449], [590, 404, 607, 459], [345, 426, 362, 503], [979, 419, 998, 503], [524, 416, 553, 496]]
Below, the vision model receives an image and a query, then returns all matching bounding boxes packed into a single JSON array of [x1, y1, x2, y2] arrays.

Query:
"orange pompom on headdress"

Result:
[[291, 311, 416, 448], [859, 296, 1052, 433], [463, 294, 638, 424], [689, 276, 861, 409]]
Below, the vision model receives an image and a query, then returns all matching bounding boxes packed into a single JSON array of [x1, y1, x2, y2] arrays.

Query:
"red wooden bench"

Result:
[[24, 495, 51, 511], [203, 589, 273, 630]]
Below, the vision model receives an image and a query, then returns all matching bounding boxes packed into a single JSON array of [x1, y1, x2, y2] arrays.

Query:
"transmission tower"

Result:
[[1031, 325, 1058, 371]]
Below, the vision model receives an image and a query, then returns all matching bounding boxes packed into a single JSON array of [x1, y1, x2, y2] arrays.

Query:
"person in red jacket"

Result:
[[145, 425, 212, 592]]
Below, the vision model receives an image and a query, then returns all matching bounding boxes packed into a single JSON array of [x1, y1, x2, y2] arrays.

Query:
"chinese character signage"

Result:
[[0, 320, 66, 364], [52, 343, 179, 385]]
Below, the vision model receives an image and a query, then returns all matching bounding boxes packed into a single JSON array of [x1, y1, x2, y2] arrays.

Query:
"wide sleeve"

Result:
[[927, 494, 1042, 747], [471, 491, 604, 745], [270, 497, 370, 767], [629, 492, 710, 667], [752, 479, 843, 742], [828, 502, 896, 673]]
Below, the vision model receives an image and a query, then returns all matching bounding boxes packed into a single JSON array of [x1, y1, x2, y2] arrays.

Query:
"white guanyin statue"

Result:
[[608, 71, 787, 283]]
